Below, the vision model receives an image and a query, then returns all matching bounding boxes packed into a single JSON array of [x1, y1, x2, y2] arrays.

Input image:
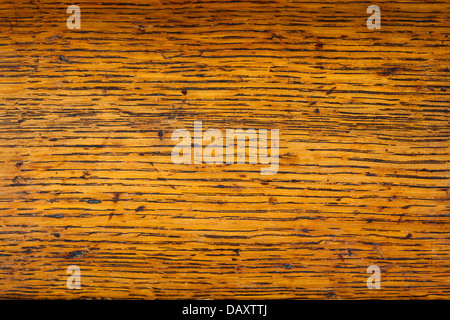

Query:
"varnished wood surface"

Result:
[[0, 0, 448, 299]]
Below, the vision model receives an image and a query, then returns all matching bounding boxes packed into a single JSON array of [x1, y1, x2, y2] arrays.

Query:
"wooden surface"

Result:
[[0, 0, 448, 299]]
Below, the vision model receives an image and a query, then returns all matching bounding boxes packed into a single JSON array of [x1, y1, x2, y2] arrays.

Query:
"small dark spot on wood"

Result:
[[80, 170, 91, 179], [232, 249, 240, 256], [347, 248, 352, 256], [87, 199, 101, 204], [315, 42, 323, 50], [379, 67, 400, 77], [135, 25, 145, 33], [283, 263, 292, 270], [181, 89, 187, 95], [67, 250, 87, 259], [49, 138, 58, 141], [325, 86, 336, 95], [112, 192, 121, 203], [52, 232, 61, 238], [269, 32, 284, 41], [15, 161, 23, 168], [12, 176, 26, 185], [405, 233, 412, 239], [326, 291, 338, 299], [24, 249, 32, 254], [314, 108, 320, 114], [158, 130, 163, 139], [135, 206, 145, 212], [59, 55, 69, 62], [269, 196, 277, 203]]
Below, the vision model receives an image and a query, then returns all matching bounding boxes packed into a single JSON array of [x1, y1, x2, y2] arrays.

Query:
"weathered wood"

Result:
[[0, 0, 448, 299]]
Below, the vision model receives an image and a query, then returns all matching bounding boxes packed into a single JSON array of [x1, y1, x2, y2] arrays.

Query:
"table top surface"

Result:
[[0, 0, 448, 299]]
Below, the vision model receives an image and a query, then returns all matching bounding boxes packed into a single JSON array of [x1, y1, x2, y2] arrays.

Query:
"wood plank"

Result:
[[0, 0, 448, 299]]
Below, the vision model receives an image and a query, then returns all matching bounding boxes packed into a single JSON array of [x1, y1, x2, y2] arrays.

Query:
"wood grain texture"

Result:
[[0, 0, 448, 299]]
